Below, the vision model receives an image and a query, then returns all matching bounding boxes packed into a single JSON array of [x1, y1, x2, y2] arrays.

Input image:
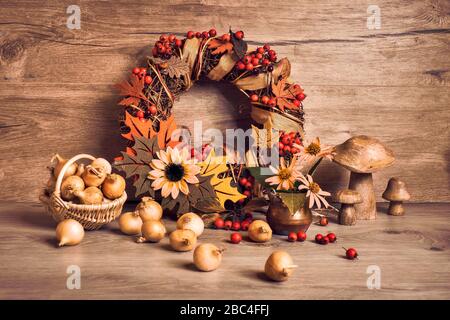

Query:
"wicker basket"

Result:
[[40, 154, 127, 230]]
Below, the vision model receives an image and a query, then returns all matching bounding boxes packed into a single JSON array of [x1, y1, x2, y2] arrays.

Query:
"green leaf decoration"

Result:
[[114, 136, 160, 198]]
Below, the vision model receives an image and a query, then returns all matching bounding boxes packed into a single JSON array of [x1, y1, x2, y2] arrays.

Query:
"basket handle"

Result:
[[54, 154, 96, 196]]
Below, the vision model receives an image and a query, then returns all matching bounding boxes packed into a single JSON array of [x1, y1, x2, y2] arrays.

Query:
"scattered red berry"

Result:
[[250, 94, 259, 102], [187, 31, 194, 39], [321, 236, 330, 245], [221, 34, 231, 42], [288, 232, 297, 242], [202, 31, 209, 39], [175, 39, 183, 47], [232, 221, 241, 231], [263, 44, 271, 51], [296, 93, 306, 101], [315, 234, 323, 243], [241, 220, 250, 231], [209, 29, 217, 37], [268, 49, 276, 56], [344, 247, 358, 260], [149, 105, 157, 115], [257, 47, 264, 54], [137, 110, 145, 119], [168, 34, 176, 42], [282, 135, 291, 145], [251, 58, 260, 66], [262, 59, 270, 66], [160, 34, 168, 42], [236, 61, 246, 70], [283, 145, 291, 153], [195, 31, 201, 38], [245, 63, 254, 71], [293, 100, 301, 107], [132, 67, 140, 75], [261, 96, 270, 104], [235, 30, 244, 40], [230, 232, 242, 244], [297, 231, 307, 242], [327, 233, 337, 243], [214, 218, 224, 229], [243, 190, 251, 197], [224, 220, 232, 230], [239, 177, 248, 186], [268, 98, 276, 107], [319, 217, 329, 226], [144, 75, 153, 85], [244, 182, 252, 190]]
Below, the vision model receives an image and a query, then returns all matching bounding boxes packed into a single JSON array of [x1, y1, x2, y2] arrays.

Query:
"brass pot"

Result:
[[267, 192, 312, 235]]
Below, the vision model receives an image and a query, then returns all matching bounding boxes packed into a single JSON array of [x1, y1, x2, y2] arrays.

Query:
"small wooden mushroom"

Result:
[[333, 189, 362, 225], [333, 135, 395, 220], [382, 178, 410, 216]]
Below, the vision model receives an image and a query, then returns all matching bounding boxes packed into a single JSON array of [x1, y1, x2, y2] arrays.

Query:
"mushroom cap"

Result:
[[333, 135, 395, 173], [333, 189, 362, 204], [382, 177, 411, 201]]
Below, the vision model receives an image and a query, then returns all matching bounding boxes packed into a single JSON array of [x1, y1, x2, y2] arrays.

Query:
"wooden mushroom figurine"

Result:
[[333, 135, 395, 220], [382, 178, 410, 216], [333, 189, 362, 225]]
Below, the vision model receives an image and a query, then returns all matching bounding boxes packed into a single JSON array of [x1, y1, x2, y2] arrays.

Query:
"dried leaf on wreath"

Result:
[[151, 56, 190, 79], [231, 32, 248, 60], [207, 38, 234, 55], [114, 74, 149, 106], [271, 78, 304, 111], [114, 136, 160, 198], [199, 149, 246, 207], [121, 112, 179, 154], [192, 198, 228, 214]]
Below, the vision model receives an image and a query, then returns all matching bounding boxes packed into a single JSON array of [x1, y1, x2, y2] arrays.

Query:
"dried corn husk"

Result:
[[207, 52, 238, 81]]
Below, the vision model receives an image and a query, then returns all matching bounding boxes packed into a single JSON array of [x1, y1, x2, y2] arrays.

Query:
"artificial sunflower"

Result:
[[293, 137, 334, 162], [297, 173, 331, 209], [265, 158, 301, 191], [148, 146, 200, 199]]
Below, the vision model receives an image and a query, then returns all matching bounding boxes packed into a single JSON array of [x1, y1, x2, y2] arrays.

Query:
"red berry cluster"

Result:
[[287, 231, 307, 242], [236, 43, 274, 73], [315, 233, 337, 245], [238, 174, 255, 202], [344, 247, 358, 260], [318, 216, 329, 226], [151, 34, 183, 59], [214, 212, 253, 233], [278, 131, 302, 157], [186, 28, 219, 41]]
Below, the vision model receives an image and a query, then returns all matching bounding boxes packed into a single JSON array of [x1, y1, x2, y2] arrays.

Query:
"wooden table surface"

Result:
[[0, 201, 449, 300]]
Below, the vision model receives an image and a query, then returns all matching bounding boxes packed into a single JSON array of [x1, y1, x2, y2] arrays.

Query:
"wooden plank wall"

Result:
[[0, 0, 449, 203]]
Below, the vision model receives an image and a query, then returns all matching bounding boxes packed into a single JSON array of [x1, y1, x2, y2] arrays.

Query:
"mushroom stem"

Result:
[[339, 204, 357, 225], [348, 172, 376, 220], [388, 201, 404, 216]]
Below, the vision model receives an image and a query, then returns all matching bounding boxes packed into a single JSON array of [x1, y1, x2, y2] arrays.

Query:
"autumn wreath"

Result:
[[114, 28, 317, 219]]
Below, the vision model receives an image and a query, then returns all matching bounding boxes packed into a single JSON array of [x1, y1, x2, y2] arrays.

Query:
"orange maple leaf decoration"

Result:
[[271, 79, 304, 111], [121, 111, 179, 156], [114, 74, 150, 107], [207, 38, 234, 55]]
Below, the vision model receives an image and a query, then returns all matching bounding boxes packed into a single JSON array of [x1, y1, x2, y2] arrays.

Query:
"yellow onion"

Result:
[[56, 219, 85, 247], [119, 212, 142, 235], [264, 251, 297, 281], [73, 186, 103, 205], [137, 220, 166, 243], [193, 243, 223, 272], [135, 197, 163, 222], [81, 166, 106, 187], [248, 220, 272, 243], [176, 212, 204, 237], [61, 175, 85, 201], [169, 229, 197, 252], [90, 158, 112, 174], [75, 163, 85, 177], [52, 154, 78, 180], [102, 174, 126, 200]]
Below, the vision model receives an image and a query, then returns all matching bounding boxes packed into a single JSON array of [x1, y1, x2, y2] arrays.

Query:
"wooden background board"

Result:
[[1, 202, 449, 299], [0, 0, 449, 203]]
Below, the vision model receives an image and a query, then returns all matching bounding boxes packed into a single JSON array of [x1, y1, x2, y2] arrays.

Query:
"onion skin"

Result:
[[61, 175, 85, 201], [193, 243, 223, 272], [140, 220, 166, 242], [136, 197, 163, 222], [56, 219, 84, 247], [81, 166, 106, 187], [102, 174, 126, 200], [248, 220, 272, 243], [169, 229, 197, 252], [73, 186, 103, 205], [264, 251, 296, 282], [119, 212, 143, 235], [91, 158, 112, 174], [52, 154, 78, 180], [176, 212, 204, 237]]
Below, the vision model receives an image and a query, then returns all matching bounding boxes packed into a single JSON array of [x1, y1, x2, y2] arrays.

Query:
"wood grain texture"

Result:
[[0, 201, 449, 299], [0, 0, 449, 202]]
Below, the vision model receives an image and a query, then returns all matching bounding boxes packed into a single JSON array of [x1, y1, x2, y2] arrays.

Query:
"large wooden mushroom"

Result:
[[333, 135, 395, 220]]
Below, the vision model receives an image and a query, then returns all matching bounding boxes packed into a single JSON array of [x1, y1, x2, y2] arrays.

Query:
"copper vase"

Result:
[[267, 192, 312, 235]]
